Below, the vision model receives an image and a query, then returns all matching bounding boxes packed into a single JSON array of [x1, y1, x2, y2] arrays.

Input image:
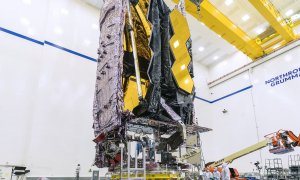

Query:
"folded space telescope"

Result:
[[92, 0, 209, 169]]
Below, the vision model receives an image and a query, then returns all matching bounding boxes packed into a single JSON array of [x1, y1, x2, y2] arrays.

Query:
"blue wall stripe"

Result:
[[44, 41, 97, 62], [211, 85, 253, 103], [0, 27, 44, 45], [1, 26, 252, 104], [0, 26, 96, 62], [195, 85, 253, 104], [195, 96, 211, 103]]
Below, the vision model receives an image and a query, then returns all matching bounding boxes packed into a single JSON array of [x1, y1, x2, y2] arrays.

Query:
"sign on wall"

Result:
[[265, 67, 300, 87]]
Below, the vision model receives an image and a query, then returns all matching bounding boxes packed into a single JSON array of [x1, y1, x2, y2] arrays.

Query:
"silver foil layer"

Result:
[[92, 0, 126, 167]]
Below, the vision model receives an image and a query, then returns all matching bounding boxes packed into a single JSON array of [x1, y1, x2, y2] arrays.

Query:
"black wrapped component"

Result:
[[145, 0, 163, 114], [167, 131, 184, 150], [161, 152, 175, 164], [186, 38, 194, 78], [190, 0, 204, 6], [130, 0, 139, 6], [123, 52, 150, 80]]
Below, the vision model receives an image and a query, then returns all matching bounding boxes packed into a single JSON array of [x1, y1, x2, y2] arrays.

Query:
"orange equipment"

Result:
[[265, 130, 300, 154]]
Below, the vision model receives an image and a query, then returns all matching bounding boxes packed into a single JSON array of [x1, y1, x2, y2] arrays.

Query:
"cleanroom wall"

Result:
[[0, 0, 103, 177], [195, 41, 300, 172]]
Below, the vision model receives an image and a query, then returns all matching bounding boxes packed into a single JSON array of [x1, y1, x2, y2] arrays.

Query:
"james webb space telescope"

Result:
[[92, 0, 210, 173]]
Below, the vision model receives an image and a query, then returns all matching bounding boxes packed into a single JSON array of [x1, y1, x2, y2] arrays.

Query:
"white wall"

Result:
[[0, 0, 103, 177], [194, 42, 300, 173], [193, 62, 212, 127], [207, 51, 252, 81]]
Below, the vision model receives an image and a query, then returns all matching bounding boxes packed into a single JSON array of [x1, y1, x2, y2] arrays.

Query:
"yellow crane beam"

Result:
[[172, 0, 264, 59], [248, 0, 297, 43]]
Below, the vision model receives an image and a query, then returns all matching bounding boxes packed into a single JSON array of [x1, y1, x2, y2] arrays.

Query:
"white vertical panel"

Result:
[[0, 33, 43, 165], [193, 62, 212, 138], [0, 0, 101, 177], [26, 46, 96, 177]]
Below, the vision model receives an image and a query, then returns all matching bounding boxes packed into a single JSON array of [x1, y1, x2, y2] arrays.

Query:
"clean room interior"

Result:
[[1, 0, 300, 179]]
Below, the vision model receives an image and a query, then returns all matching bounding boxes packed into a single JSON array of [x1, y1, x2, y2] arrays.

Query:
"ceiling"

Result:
[[82, 0, 300, 66]]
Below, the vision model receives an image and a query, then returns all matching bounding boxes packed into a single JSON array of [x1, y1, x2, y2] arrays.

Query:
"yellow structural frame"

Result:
[[172, 0, 264, 59], [248, 0, 297, 43]]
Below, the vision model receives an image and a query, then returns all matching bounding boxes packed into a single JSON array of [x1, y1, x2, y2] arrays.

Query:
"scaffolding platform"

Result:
[[265, 158, 286, 180], [288, 154, 300, 180]]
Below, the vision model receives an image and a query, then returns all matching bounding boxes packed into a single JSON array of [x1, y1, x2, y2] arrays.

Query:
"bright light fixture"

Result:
[[272, 44, 280, 50], [22, 0, 31, 5], [255, 27, 265, 35], [173, 40, 179, 48], [213, 56, 219, 60], [54, 26, 63, 35], [198, 46, 204, 52], [285, 9, 294, 17], [242, 14, 250, 21], [225, 0, 233, 6], [20, 17, 30, 26], [243, 74, 249, 80], [276, 17, 282, 22]]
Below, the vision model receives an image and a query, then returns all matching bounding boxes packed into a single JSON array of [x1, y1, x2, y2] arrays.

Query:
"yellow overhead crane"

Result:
[[172, 0, 264, 59], [172, 0, 299, 60], [248, 0, 297, 43]]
